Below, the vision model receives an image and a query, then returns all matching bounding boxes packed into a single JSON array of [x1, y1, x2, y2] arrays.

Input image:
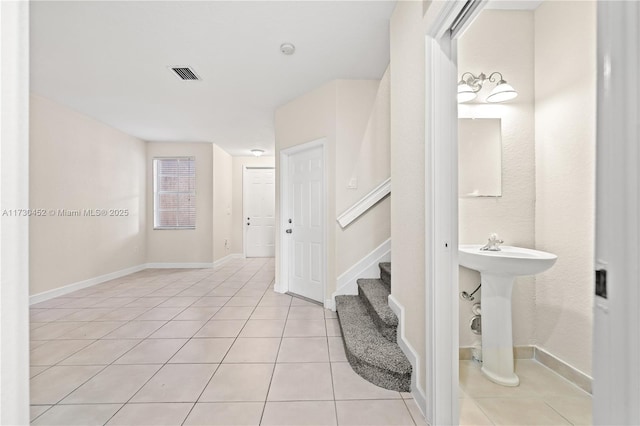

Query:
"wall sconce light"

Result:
[[457, 72, 518, 103], [251, 149, 265, 157]]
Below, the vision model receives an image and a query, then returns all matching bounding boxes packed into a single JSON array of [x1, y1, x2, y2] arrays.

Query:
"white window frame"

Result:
[[153, 156, 196, 230]]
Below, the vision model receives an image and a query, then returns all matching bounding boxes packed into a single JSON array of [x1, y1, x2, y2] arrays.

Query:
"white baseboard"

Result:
[[329, 238, 391, 310], [30, 263, 147, 305], [388, 294, 427, 419], [213, 253, 244, 268], [146, 262, 214, 269]]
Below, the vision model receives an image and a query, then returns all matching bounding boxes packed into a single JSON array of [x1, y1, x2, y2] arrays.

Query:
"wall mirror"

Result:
[[458, 118, 502, 197]]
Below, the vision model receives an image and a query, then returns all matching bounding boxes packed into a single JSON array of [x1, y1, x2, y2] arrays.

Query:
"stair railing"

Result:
[[336, 177, 391, 228]]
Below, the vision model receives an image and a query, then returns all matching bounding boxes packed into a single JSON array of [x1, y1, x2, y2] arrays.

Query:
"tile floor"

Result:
[[30, 258, 425, 426], [459, 359, 592, 425]]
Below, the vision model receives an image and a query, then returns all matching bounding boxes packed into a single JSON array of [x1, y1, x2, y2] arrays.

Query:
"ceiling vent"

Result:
[[170, 66, 200, 81]]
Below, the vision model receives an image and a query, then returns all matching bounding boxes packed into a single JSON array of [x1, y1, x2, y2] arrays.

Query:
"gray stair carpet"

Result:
[[335, 295, 411, 392], [357, 278, 398, 342], [379, 262, 391, 291]]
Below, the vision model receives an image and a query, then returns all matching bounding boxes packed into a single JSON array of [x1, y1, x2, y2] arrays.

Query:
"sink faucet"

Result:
[[480, 233, 504, 251]]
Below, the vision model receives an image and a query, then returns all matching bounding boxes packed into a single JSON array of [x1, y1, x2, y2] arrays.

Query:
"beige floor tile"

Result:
[[258, 295, 292, 307], [405, 398, 428, 426], [98, 307, 150, 321], [57, 298, 103, 309], [104, 321, 167, 339], [106, 402, 193, 426], [184, 402, 264, 426], [158, 296, 200, 308], [59, 339, 140, 365], [131, 363, 217, 403], [32, 298, 73, 309], [261, 401, 337, 426], [30, 405, 51, 422], [30, 339, 49, 350], [290, 297, 320, 307], [30, 321, 85, 340], [173, 306, 221, 321], [124, 297, 168, 308], [135, 307, 185, 321], [283, 319, 327, 337], [459, 398, 493, 425], [324, 309, 338, 319], [30, 365, 104, 404], [459, 360, 537, 398], [223, 337, 281, 363], [30, 366, 49, 378], [543, 395, 592, 425], [30, 339, 95, 366], [62, 364, 161, 403], [277, 337, 329, 363], [57, 321, 127, 339], [195, 320, 246, 338], [325, 318, 342, 336], [149, 320, 206, 338], [208, 288, 240, 297], [91, 297, 138, 308], [239, 319, 286, 337], [335, 399, 415, 426], [177, 287, 212, 296], [212, 306, 254, 320], [200, 363, 274, 402], [235, 289, 266, 298], [225, 296, 261, 307], [327, 337, 347, 362], [115, 338, 187, 364], [475, 398, 571, 425], [516, 360, 591, 398], [191, 296, 231, 307], [31, 404, 122, 426], [31, 308, 79, 322], [268, 363, 333, 401], [59, 308, 114, 321], [250, 307, 289, 320], [169, 338, 234, 363], [331, 362, 402, 400], [288, 306, 325, 320]]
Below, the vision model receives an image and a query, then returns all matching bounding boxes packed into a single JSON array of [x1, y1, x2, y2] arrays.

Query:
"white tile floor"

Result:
[[459, 359, 592, 425], [30, 258, 425, 426]]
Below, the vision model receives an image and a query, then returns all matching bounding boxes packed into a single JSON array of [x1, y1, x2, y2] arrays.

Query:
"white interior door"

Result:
[[244, 167, 275, 258], [285, 145, 324, 302]]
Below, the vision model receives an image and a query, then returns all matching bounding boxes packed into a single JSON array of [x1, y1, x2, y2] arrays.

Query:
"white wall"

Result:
[[274, 76, 390, 298], [213, 144, 232, 262], [457, 10, 536, 348], [534, 0, 596, 376], [231, 156, 275, 256], [30, 94, 147, 295], [146, 142, 213, 265], [389, 0, 427, 394]]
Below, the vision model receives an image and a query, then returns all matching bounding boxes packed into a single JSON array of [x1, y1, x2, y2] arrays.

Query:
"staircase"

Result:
[[335, 262, 412, 392]]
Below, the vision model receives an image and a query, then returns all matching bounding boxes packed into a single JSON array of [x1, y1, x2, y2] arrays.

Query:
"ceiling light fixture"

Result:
[[251, 149, 265, 157], [457, 72, 518, 103], [280, 43, 296, 55]]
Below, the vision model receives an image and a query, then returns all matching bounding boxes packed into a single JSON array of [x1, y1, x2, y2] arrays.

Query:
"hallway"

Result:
[[29, 258, 424, 425]]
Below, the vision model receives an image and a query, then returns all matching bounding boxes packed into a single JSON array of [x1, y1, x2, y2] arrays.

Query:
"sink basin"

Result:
[[459, 245, 557, 276], [459, 244, 557, 387]]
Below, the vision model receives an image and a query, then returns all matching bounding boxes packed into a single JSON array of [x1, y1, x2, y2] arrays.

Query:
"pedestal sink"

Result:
[[459, 244, 557, 386]]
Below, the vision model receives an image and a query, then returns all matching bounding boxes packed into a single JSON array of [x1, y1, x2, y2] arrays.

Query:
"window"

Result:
[[153, 157, 196, 229]]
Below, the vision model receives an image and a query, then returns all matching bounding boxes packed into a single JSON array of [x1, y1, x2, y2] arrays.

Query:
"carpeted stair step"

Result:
[[335, 295, 411, 392], [379, 262, 391, 291], [357, 278, 398, 342]]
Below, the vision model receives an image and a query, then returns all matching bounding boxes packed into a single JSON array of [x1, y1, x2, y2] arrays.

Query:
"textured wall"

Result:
[[457, 10, 536, 349], [534, 0, 596, 376], [30, 94, 147, 295]]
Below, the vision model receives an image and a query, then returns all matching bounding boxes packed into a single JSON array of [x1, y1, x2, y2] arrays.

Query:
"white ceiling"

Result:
[[30, 1, 396, 156]]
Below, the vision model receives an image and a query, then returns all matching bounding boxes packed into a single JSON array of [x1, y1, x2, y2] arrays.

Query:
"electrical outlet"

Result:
[[224, 239, 229, 250]]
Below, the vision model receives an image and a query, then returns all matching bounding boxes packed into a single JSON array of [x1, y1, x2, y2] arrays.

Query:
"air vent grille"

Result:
[[170, 67, 200, 81]]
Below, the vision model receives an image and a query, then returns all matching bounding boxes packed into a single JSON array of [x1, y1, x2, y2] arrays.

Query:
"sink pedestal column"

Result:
[[480, 273, 519, 386]]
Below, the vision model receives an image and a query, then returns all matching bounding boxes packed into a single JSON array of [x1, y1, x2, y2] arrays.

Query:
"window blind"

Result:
[[153, 157, 196, 229]]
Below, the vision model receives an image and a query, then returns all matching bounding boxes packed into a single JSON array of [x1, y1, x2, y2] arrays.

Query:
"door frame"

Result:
[[242, 166, 275, 258], [277, 138, 328, 306], [424, 1, 640, 425]]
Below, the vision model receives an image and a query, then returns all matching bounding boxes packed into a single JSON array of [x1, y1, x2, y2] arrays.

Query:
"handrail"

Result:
[[336, 177, 391, 228]]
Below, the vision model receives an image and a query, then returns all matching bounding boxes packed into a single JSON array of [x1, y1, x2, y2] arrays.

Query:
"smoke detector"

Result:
[[280, 43, 296, 55]]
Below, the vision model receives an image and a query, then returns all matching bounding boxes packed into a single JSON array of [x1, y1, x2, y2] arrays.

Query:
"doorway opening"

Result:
[[243, 166, 276, 258]]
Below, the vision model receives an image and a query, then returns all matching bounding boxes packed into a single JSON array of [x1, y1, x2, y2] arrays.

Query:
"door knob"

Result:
[[285, 229, 292, 234]]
